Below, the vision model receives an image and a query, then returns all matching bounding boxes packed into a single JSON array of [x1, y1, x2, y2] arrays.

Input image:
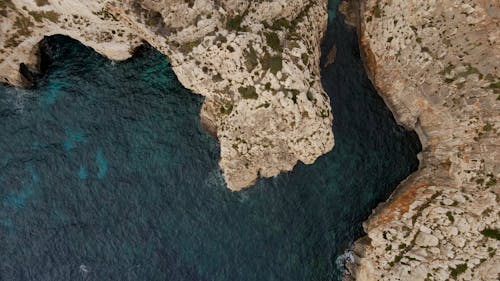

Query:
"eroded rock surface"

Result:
[[342, 0, 500, 280], [0, 0, 334, 190]]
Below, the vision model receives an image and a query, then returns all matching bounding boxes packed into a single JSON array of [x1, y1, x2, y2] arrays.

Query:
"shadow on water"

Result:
[[0, 3, 420, 281]]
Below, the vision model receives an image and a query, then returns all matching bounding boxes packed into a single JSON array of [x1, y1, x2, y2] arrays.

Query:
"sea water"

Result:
[[0, 4, 420, 281]]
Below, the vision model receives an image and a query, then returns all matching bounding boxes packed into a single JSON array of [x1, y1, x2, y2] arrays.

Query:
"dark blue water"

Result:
[[0, 4, 420, 281]]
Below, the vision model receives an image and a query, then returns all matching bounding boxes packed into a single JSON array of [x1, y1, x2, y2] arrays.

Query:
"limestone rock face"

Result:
[[415, 232, 439, 247], [0, 0, 334, 190], [342, 0, 500, 280]]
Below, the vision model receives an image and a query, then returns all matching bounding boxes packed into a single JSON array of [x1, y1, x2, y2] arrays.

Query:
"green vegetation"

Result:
[[215, 34, 227, 44], [288, 2, 312, 33], [29, 10, 60, 23], [5, 15, 34, 48], [411, 191, 442, 225], [185, 0, 195, 8], [261, 51, 283, 75], [373, 0, 382, 18], [13, 15, 34, 36], [480, 228, 500, 240], [388, 257, 403, 267], [212, 73, 223, 82], [449, 263, 467, 279], [268, 18, 291, 30], [319, 109, 329, 118], [446, 211, 455, 223], [485, 177, 497, 188], [92, 7, 118, 21], [4, 36, 19, 48], [244, 45, 258, 72], [440, 63, 455, 75], [0, 0, 14, 10], [226, 14, 244, 31], [35, 0, 49, 6], [482, 208, 493, 216], [179, 39, 201, 54], [255, 102, 270, 109], [385, 244, 392, 251], [488, 247, 496, 257], [268, 56, 282, 75], [290, 89, 299, 104], [238, 86, 258, 99], [483, 122, 493, 131], [491, 82, 500, 94], [145, 11, 163, 27], [306, 91, 315, 102], [265, 32, 280, 52], [405, 256, 418, 261], [261, 51, 271, 71], [287, 41, 300, 50], [220, 102, 233, 115], [421, 46, 431, 53], [301, 53, 309, 65], [488, 81, 500, 89], [441, 64, 484, 84], [463, 65, 480, 76]]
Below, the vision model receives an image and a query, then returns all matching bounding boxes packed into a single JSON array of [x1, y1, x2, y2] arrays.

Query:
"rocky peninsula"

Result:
[[0, 0, 333, 190], [1, 0, 499, 280], [341, 0, 499, 280]]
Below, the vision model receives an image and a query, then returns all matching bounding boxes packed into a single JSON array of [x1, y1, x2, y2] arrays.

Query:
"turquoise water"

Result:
[[0, 6, 420, 281]]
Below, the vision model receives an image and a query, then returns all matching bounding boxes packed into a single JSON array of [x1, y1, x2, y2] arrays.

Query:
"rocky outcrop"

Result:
[[0, 0, 334, 190], [342, 0, 500, 280]]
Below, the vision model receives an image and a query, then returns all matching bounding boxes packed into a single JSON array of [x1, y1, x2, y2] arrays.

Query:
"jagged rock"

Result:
[[340, 0, 500, 280], [0, 0, 334, 190]]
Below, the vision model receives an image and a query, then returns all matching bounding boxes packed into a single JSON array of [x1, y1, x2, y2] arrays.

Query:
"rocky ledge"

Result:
[[341, 0, 499, 280], [0, 0, 334, 190]]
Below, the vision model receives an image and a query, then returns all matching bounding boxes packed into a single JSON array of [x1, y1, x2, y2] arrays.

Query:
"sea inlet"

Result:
[[0, 3, 420, 281]]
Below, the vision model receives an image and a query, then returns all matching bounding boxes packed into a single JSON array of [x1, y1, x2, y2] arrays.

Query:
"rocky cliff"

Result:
[[342, 0, 500, 280], [0, 0, 334, 190]]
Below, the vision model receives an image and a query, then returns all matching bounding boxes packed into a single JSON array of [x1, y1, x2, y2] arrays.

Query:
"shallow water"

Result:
[[0, 5, 420, 281]]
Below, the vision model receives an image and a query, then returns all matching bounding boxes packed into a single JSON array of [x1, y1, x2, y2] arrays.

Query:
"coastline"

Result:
[[1, 0, 497, 279], [0, 0, 334, 190], [342, 0, 499, 280]]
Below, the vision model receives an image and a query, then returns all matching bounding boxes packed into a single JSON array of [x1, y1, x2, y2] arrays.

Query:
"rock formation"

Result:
[[341, 0, 500, 280], [4, 0, 498, 278], [0, 0, 334, 190]]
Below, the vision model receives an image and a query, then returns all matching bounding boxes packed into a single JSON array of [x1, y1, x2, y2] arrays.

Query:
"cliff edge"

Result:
[[342, 0, 500, 280], [0, 0, 334, 190]]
